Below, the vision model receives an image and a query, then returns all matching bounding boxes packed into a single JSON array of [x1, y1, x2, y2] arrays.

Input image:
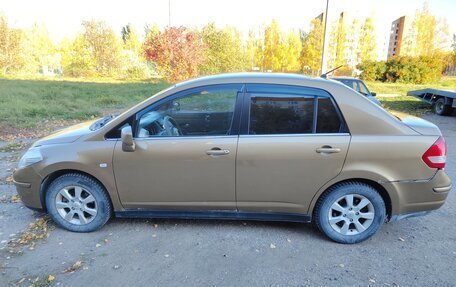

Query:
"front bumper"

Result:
[[13, 165, 44, 211], [383, 169, 452, 217]]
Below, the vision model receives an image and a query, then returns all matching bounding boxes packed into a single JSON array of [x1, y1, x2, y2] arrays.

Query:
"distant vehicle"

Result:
[[331, 77, 382, 106], [407, 89, 456, 116]]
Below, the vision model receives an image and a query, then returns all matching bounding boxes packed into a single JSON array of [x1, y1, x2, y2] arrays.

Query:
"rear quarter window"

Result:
[[316, 97, 342, 133]]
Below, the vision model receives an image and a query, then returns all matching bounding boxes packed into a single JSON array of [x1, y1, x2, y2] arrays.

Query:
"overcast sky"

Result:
[[1, 0, 455, 49]]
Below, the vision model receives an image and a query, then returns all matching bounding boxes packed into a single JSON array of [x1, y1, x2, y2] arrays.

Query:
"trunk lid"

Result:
[[399, 115, 442, 136]]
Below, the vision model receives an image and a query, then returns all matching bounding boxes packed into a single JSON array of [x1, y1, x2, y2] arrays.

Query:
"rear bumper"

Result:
[[383, 169, 451, 216]]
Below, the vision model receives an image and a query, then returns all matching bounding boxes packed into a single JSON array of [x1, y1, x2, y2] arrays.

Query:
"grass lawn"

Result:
[[0, 77, 169, 129], [0, 76, 454, 134]]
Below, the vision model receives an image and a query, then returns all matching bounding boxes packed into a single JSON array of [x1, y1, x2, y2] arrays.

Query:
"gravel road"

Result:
[[1, 114, 455, 287]]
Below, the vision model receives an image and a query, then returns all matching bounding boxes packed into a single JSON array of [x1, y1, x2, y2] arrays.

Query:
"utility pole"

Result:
[[168, 0, 171, 26], [320, 0, 329, 74]]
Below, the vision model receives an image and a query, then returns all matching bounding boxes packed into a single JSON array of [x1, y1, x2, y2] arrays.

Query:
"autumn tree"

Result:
[[143, 26, 206, 82], [300, 18, 323, 74], [199, 23, 247, 75], [281, 32, 302, 72], [358, 17, 377, 63], [81, 20, 122, 76], [21, 24, 58, 74], [245, 28, 264, 70], [345, 18, 362, 69], [327, 16, 348, 71], [434, 18, 451, 53], [335, 16, 347, 67], [121, 24, 141, 53], [262, 20, 285, 71], [453, 34, 456, 65], [60, 34, 97, 77], [413, 3, 437, 56], [0, 16, 24, 74]]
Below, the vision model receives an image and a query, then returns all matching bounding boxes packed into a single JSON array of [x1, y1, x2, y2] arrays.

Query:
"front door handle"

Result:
[[206, 148, 230, 156], [316, 146, 341, 154]]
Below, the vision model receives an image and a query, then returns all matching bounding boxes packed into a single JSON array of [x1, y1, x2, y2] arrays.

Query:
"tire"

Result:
[[45, 173, 112, 232], [434, 98, 453, 116], [314, 182, 386, 244]]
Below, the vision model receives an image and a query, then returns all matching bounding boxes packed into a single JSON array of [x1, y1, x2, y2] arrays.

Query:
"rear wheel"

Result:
[[314, 182, 386, 244], [45, 173, 112, 232], [434, 98, 453, 116]]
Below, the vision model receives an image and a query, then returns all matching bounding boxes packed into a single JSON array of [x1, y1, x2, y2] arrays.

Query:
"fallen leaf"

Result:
[[64, 261, 82, 273], [48, 275, 55, 282], [10, 195, 21, 203]]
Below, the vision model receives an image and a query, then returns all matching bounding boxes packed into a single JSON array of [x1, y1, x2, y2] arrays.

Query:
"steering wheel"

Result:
[[162, 115, 183, 136]]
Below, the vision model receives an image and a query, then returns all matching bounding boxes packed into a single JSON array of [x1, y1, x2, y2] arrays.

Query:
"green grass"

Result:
[[0, 76, 454, 130], [0, 77, 169, 128], [366, 77, 456, 115]]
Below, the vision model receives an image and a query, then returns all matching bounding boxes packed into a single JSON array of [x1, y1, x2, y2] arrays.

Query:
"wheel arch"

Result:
[[432, 95, 452, 105], [40, 169, 113, 213], [310, 178, 392, 220]]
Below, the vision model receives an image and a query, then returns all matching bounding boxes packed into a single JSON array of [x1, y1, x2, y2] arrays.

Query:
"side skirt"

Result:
[[115, 209, 312, 223]]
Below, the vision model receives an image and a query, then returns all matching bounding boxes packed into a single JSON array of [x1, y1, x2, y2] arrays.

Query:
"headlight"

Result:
[[18, 147, 43, 169]]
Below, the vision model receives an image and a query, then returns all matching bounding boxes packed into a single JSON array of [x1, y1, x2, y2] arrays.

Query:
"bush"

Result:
[[358, 55, 446, 84]]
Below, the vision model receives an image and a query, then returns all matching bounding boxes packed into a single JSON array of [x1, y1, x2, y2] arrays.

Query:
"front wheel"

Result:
[[314, 182, 386, 244], [45, 173, 112, 232]]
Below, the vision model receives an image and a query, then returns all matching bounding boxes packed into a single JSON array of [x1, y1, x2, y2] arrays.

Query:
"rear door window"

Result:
[[249, 96, 314, 134], [245, 84, 346, 135]]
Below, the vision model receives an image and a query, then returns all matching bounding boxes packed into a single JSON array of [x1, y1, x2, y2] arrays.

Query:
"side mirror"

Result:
[[371, 92, 377, 97], [121, 126, 135, 152]]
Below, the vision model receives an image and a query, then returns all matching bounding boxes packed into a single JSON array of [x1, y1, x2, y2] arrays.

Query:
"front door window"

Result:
[[137, 87, 238, 137]]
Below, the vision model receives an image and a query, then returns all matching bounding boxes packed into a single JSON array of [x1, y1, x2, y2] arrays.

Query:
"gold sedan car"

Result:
[[13, 73, 451, 243]]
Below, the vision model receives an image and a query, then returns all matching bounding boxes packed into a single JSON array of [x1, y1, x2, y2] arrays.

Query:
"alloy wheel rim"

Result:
[[328, 194, 375, 236], [55, 186, 97, 225]]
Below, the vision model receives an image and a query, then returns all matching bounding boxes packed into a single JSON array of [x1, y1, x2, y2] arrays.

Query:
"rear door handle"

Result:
[[206, 148, 230, 156], [316, 147, 341, 154]]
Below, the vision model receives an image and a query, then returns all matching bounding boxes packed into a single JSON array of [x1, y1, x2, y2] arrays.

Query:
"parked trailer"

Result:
[[407, 88, 456, 116]]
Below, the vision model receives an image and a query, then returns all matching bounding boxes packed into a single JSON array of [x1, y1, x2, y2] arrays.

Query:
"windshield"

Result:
[[357, 81, 370, 96], [89, 114, 118, 131]]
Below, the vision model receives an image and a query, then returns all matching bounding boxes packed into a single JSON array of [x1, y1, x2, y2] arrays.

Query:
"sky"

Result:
[[1, 0, 455, 59]]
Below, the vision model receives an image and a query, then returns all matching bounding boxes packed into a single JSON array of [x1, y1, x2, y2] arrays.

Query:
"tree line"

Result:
[[1, 4, 454, 83]]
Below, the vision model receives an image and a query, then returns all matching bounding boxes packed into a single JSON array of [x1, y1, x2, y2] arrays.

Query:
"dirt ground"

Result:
[[0, 114, 455, 287]]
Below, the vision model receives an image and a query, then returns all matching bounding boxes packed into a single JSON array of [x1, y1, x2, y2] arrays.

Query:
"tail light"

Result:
[[422, 137, 446, 169]]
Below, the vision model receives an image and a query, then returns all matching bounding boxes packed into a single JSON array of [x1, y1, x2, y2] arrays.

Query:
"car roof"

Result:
[[174, 72, 331, 88], [330, 77, 360, 81]]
